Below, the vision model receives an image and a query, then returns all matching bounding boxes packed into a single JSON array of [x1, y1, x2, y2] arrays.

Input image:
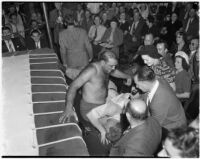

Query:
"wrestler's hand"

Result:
[[59, 107, 75, 123], [124, 77, 132, 86], [100, 130, 110, 145]]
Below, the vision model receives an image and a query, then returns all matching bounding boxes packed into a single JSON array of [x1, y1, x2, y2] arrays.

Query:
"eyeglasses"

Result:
[[190, 43, 196, 46]]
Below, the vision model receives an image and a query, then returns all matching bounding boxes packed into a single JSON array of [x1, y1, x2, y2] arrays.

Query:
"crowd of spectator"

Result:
[[2, 2, 199, 157]]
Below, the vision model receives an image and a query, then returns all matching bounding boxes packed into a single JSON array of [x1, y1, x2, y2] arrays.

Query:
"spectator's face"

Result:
[[37, 13, 42, 19], [156, 43, 166, 56], [102, 13, 107, 21], [119, 6, 125, 13], [94, 16, 100, 25], [133, 12, 140, 21], [175, 57, 183, 70], [176, 34, 183, 44], [77, 4, 82, 11], [31, 13, 37, 20], [85, 11, 90, 19], [112, 3, 116, 8], [189, 39, 199, 51], [110, 21, 117, 29], [11, 15, 17, 24], [140, 4, 146, 11], [54, 2, 62, 10], [31, 21, 38, 29], [144, 35, 154, 45], [3, 29, 12, 40], [158, 138, 181, 157], [133, 75, 148, 92], [165, 14, 171, 21], [31, 32, 41, 42], [189, 8, 196, 18], [141, 55, 155, 66], [171, 13, 178, 22], [9, 6, 16, 13], [120, 13, 125, 20], [186, 3, 192, 11]]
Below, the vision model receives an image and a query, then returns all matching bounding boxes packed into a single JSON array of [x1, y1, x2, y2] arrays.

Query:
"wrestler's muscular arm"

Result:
[[111, 69, 132, 86], [59, 65, 96, 123]]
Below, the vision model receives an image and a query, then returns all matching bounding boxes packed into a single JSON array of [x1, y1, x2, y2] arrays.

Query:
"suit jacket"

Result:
[[110, 117, 161, 157], [167, 20, 182, 44], [26, 36, 49, 50], [2, 37, 27, 53], [49, 7, 70, 44], [147, 79, 187, 130], [59, 27, 93, 68], [101, 27, 123, 58], [129, 19, 146, 40], [183, 16, 199, 40]]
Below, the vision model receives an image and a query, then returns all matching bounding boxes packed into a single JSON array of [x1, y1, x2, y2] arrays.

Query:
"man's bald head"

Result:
[[126, 99, 148, 121]]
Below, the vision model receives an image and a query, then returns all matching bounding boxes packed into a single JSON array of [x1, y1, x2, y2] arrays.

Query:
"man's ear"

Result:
[[101, 60, 106, 65]]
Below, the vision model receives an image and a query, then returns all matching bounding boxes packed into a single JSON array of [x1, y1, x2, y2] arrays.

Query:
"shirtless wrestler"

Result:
[[59, 51, 132, 151]]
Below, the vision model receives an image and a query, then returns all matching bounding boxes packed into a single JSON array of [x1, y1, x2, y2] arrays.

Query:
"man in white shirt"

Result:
[[88, 15, 106, 43], [132, 65, 186, 130], [2, 26, 26, 53], [26, 29, 48, 50], [88, 15, 106, 59], [189, 37, 199, 61]]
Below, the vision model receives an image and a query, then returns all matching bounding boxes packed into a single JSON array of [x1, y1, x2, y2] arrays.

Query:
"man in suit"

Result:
[[110, 99, 161, 156], [49, 2, 70, 45], [133, 66, 187, 130], [100, 18, 123, 58], [26, 29, 49, 50], [183, 8, 199, 41], [129, 11, 146, 44], [188, 37, 199, 84], [2, 26, 26, 53]]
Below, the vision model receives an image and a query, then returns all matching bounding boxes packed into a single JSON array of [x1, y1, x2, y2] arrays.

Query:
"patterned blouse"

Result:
[[151, 58, 176, 84]]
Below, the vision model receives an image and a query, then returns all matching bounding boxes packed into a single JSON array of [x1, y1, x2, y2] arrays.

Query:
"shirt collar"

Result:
[[148, 80, 159, 103]]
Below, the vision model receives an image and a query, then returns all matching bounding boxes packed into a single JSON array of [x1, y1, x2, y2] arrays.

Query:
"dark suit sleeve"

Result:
[[13, 37, 27, 51], [123, 139, 145, 156], [113, 29, 123, 47], [150, 97, 169, 126], [101, 29, 109, 42]]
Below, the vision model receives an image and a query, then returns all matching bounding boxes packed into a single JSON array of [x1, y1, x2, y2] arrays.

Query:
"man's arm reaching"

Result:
[[59, 65, 96, 123]]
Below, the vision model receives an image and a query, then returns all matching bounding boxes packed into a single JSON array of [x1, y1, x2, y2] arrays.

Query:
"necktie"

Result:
[[146, 93, 150, 106], [184, 11, 188, 20], [131, 22, 136, 35], [185, 18, 191, 32], [93, 27, 98, 41], [36, 42, 39, 49], [8, 40, 14, 52]]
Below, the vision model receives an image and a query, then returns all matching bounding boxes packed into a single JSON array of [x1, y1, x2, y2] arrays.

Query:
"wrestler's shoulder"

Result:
[[81, 63, 98, 75]]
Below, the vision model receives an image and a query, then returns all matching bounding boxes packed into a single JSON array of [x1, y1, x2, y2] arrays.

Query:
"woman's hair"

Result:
[[166, 126, 199, 158], [176, 30, 187, 43], [176, 56, 189, 71]]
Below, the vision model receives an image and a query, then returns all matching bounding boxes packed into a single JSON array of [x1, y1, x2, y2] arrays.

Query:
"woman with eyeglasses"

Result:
[[158, 126, 199, 158], [170, 31, 190, 57]]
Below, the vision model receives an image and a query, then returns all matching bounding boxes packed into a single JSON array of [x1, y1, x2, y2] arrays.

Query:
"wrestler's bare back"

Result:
[[82, 62, 109, 104]]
